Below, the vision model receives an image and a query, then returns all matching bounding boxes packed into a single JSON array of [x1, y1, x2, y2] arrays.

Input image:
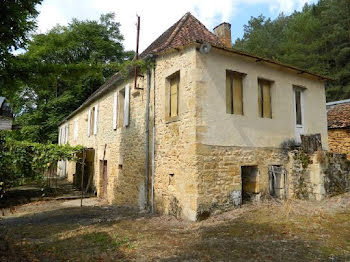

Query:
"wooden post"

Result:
[[81, 150, 86, 207]]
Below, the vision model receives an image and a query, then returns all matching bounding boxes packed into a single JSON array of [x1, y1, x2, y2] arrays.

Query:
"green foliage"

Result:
[[0, 0, 43, 68], [0, 131, 83, 194], [1, 13, 134, 143], [293, 150, 313, 169], [233, 0, 350, 102]]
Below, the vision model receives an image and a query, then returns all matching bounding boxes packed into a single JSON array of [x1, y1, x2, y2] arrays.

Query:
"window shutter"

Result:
[[124, 84, 130, 127], [226, 72, 232, 114], [263, 82, 271, 118], [93, 104, 98, 135], [170, 77, 178, 117], [258, 82, 263, 117], [113, 92, 118, 129], [87, 109, 91, 137], [233, 75, 243, 115], [58, 127, 61, 144], [65, 125, 69, 144]]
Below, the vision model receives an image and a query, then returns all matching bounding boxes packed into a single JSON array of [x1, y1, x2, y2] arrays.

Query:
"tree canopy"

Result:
[[234, 0, 350, 102], [3, 13, 134, 143], [0, 0, 43, 68]]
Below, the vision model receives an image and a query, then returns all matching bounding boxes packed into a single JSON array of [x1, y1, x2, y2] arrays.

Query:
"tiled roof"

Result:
[[141, 12, 224, 57], [327, 100, 350, 129]]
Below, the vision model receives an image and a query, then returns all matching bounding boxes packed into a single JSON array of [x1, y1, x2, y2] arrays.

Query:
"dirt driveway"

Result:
[[1, 194, 350, 261]]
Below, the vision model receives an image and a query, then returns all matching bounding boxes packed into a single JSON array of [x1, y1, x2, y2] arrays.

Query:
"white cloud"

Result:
[[35, 0, 318, 52]]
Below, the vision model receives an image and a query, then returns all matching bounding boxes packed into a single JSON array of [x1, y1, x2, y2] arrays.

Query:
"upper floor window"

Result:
[[112, 84, 130, 129], [87, 104, 98, 136], [258, 79, 272, 118], [226, 70, 244, 115], [166, 71, 180, 121]]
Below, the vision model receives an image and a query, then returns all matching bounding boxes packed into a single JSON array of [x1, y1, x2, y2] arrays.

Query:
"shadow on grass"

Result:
[[0, 204, 150, 261], [157, 218, 350, 262], [0, 230, 133, 262]]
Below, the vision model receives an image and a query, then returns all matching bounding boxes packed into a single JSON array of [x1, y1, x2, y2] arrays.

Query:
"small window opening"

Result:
[[169, 173, 175, 185]]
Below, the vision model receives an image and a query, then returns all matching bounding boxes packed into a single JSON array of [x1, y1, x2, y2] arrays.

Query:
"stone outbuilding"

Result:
[[58, 13, 335, 221], [327, 99, 350, 159], [0, 97, 14, 130]]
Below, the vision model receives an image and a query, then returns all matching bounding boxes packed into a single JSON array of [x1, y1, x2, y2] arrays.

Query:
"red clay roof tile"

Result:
[[327, 102, 350, 128], [141, 12, 224, 56]]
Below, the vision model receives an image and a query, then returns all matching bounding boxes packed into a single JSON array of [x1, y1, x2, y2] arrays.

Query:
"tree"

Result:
[[0, 0, 43, 68], [233, 0, 350, 102], [5, 13, 134, 143]]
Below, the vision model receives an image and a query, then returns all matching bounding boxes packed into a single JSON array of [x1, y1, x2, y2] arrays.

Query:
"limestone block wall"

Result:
[[60, 76, 148, 209], [195, 144, 288, 217], [287, 150, 350, 200], [328, 128, 350, 159], [152, 48, 199, 221]]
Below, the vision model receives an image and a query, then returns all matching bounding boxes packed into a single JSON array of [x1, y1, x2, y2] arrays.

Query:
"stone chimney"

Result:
[[213, 22, 232, 49]]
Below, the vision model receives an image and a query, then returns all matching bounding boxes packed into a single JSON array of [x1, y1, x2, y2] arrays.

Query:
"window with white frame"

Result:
[[87, 104, 98, 136], [113, 84, 130, 129]]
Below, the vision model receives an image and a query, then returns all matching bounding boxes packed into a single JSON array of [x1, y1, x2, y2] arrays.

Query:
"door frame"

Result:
[[293, 86, 306, 144]]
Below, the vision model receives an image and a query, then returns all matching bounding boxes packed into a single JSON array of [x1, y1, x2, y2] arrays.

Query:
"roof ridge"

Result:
[[326, 98, 350, 106], [156, 12, 191, 53]]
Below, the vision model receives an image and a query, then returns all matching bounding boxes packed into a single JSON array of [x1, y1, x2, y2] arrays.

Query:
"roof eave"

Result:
[[208, 44, 331, 81]]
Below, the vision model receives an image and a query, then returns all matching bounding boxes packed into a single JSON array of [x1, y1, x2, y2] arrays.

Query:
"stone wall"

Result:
[[328, 128, 350, 159], [287, 150, 350, 200], [61, 75, 148, 209], [151, 47, 199, 221], [195, 143, 288, 218]]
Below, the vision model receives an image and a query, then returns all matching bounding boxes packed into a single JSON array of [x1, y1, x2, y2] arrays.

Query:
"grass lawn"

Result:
[[1, 194, 350, 261]]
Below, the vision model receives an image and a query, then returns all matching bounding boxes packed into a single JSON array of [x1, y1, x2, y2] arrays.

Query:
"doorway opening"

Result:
[[74, 148, 95, 192], [241, 166, 259, 203]]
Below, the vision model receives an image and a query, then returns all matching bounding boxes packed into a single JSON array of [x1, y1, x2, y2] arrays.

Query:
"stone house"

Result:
[[327, 99, 350, 159], [0, 97, 14, 130], [58, 13, 331, 221]]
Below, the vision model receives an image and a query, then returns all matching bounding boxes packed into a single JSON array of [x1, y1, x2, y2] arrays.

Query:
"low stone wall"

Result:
[[287, 150, 350, 200]]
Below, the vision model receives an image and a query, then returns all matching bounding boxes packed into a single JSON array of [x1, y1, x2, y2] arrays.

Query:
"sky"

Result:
[[35, 0, 318, 53]]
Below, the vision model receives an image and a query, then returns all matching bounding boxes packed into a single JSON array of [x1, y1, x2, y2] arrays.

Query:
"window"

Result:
[[118, 88, 125, 127], [295, 89, 302, 125], [166, 71, 180, 120], [87, 104, 98, 136], [226, 70, 243, 115], [113, 84, 130, 129], [90, 107, 95, 135], [258, 79, 272, 118]]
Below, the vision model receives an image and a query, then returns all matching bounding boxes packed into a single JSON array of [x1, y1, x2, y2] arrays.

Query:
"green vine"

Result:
[[293, 150, 312, 169], [0, 131, 83, 196]]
